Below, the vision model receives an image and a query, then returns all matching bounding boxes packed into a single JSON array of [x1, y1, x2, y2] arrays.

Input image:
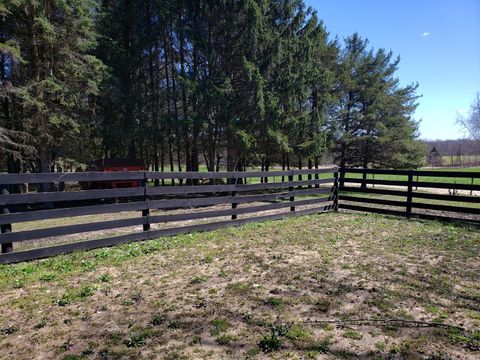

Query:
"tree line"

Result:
[[0, 0, 425, 174]]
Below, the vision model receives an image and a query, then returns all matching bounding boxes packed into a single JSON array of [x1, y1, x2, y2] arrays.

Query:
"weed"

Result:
[[396, 309, 414, 320], [194, 297, 207, 308], [56, 294, 71, 306], [123, 328, 155, 348], [227, 281, 250, 294], [60, 339, 74, 352], [211, 318, 230, 336], [94, 248, 112, 259], [473, 330, 480, 341], [286, 325, 311, 341], [80, 260, 96, 271], [201, 255, 213, 264], [40, 273, 56, 281], [167, 321, 179, 329], [245, 347, 260, 358], [79, 285, 96, 298], [190, 335, 201, 345], [34, 319, 47, 329], [216, 334, 236, 345], [265, 297, 283, 307], [321, 323, 334, 331], [163, 351, 188, 360], [189, 276, 206, 285], [150, 314, 166, 326], [426, 352, 452, 360], [130, 290, 143, 303], [123, 334, 147, 348], [259, 328, 282, 353], [108, 332, 123, 345], [98, 273, 111, 282], [309, 336, 332, 353], [315, 298, 331, 312], [81, 345, 95, 356], [0, 325, 18, 335], [442, 327, 480, 351], [343, 329, 363, 340], [62, 355, 83, 360]]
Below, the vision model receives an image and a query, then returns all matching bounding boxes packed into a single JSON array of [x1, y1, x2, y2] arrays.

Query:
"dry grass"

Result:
[[0, 212, 479, 359]]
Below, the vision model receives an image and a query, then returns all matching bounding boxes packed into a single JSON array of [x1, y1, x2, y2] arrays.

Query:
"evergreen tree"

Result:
[[1, 0, 105, 174], [1, 0, 428, 174], [330, 33, 423, 172]]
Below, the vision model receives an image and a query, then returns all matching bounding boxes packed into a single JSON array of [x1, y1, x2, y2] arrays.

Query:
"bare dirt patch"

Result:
[[0, 212, 479, 359]]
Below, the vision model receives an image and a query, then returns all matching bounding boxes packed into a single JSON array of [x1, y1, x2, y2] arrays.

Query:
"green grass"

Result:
[[147, 165, 335, 186], [0, 212, 479, 359], [341, 190, 480, 210], [343, 167, 480, 185], [441, 155, 480, 166]]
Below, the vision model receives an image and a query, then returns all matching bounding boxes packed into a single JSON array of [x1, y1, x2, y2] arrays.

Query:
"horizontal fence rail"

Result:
[[339, 168, 480, 223], [0, 168, 338, 263], [1, 166, 479, 264]]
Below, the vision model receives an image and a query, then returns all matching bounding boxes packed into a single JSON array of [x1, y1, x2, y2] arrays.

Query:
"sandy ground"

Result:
[[0, 212, 478, 359]]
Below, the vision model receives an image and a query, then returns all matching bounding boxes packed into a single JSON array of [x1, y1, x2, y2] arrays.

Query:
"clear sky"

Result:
[[306, 0, 480, 140]]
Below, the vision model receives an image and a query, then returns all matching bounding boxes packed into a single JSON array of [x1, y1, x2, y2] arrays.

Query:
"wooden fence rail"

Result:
[[339, 168, 480, 223], [0, 168, 338, 264], [1, 167, 479, 264]]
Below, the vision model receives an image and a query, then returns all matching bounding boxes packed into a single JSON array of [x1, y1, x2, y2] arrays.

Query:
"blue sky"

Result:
[[306, 0, 480, 140]]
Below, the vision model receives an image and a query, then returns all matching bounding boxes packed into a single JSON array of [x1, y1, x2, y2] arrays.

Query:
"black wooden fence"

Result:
[[1, 167, 479, 264], [0, 168, 338, 264], [339, 168, 480, 222]]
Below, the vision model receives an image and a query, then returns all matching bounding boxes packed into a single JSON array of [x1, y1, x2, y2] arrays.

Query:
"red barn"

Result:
[[80, 159, 145, 189]]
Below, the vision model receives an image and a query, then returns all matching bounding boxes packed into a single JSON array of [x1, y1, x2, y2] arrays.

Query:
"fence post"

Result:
[[288, 171, 295, 212], [308, 161, 312, 189], [141, 174, 150, 232], [231, 179, 237, 220], [1, 188, 13, 253], [333, 170, 339, 211], [339, 168, 345, 190], [361, 169, 367, 189], [406, 171, 413, 218]]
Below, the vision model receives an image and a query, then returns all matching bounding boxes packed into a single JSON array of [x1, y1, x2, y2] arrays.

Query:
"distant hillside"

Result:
[[423, 139, 480, 155], [423, 139, 480, 167]]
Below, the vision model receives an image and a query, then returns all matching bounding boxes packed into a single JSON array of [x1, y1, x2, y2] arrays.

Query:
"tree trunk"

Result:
[[226, 125, 236, 184], [160, 143, 165, 186], [39, 143, 52, 192], [153, 144, 159, 186], [298, 157, 303, 182], [308, 158, 313, 188], [264, 157, 270, 183]]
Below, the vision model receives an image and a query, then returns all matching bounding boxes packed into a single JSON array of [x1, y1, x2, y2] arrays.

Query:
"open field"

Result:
[[0, 212, 479, 359], [343, 167, 480, 186], [5, 166, 480, 190], [152, 166, 480, 186], [441, 156, 480, 167]]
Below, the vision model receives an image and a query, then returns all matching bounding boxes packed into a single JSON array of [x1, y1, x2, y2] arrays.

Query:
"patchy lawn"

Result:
[[0, 212, 479, 359]]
